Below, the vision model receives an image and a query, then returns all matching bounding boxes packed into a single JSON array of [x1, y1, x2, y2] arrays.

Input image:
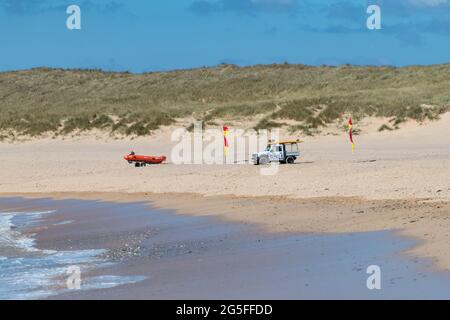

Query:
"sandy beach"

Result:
[[1, 113, 449, 272]]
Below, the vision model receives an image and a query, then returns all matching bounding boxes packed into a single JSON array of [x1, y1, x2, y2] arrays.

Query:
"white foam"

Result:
[[0, 210, 54, 252], [0, 249, 106, 300], [53, 220, 74, 226], [0, 214, 39, 251], [0, 209, 145, 299], [0, 249, 147, 300], [82, 275, 147, 290]]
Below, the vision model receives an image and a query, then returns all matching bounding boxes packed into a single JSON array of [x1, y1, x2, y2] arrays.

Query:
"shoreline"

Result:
[[2, 191, 449, 273], [2, 194, 450, 299]]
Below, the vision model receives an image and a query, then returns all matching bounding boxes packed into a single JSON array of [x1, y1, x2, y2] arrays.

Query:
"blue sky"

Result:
[[1, 0, 450, 72]]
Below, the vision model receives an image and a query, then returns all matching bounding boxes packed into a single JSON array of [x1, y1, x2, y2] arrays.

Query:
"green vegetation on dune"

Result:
[[0, 64, 449, 138]]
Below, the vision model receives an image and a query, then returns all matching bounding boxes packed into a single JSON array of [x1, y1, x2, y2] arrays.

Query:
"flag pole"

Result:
[[348, 118, 355, 155], [223, 125, 229, 164]]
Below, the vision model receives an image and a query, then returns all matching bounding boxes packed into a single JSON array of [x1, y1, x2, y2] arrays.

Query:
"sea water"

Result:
[[0, 209, 144, 300]]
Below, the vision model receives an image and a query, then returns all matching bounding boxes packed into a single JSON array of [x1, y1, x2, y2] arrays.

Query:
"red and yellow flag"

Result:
[[348, 118, 355, 154], [223, 125, 229, 156]]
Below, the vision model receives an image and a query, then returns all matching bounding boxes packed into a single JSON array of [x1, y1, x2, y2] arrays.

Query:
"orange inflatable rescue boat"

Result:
[[124, 151, 166, 167]]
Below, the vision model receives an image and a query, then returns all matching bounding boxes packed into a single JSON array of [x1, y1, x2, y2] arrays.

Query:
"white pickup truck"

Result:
[[252, 140, 302, 165]]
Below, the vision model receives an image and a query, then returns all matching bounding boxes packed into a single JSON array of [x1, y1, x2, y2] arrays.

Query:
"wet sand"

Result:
[[8, 192, 450, 271], [2, 197, 450, 300]]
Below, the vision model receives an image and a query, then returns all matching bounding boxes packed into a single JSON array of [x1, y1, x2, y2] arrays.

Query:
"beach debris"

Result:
[[102, 230, 152, 261]]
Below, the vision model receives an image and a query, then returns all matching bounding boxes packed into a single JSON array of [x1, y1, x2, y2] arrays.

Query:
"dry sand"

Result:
[[0, 114, 449, 269]]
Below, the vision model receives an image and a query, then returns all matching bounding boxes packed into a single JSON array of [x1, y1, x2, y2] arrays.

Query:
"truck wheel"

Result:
[[135, 163, 140, 167], [259, 156, 269, 165], [286, 157, 295, 164]]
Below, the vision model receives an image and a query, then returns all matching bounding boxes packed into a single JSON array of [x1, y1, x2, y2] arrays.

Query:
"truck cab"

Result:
[[252, 140, 302, 165]]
